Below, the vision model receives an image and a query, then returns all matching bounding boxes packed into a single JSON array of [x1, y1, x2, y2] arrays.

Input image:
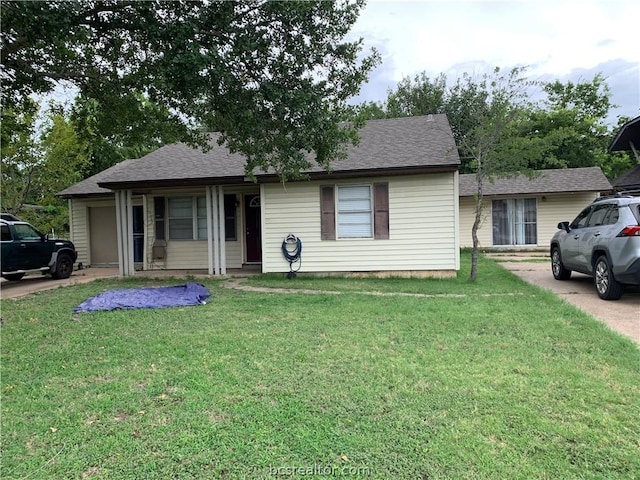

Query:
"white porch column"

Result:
[[218, 186, 226, 275], [206, 186, 214, 275], [114, 189, 135, 276], [142, 194, 148, 271], [211, 186, 220, 275]]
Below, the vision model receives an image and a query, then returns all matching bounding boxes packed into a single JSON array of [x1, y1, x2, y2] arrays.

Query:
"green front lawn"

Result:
[[1, 254, 639, 479]]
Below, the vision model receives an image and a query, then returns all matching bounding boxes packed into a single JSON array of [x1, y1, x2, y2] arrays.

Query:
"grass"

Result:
[[1, 253, 639, 479]]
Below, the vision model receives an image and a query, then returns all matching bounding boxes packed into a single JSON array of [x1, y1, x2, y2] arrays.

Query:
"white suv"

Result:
[[550, 196, 640, 300]]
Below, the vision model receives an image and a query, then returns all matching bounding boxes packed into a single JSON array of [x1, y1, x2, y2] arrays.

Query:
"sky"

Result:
[[349, 0, 640, 125]]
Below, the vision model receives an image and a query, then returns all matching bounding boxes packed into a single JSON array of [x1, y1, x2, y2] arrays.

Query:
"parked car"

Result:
[[1, 218, 77, 281], [1, 213, 20, 221], [550, 196, 640, 300]]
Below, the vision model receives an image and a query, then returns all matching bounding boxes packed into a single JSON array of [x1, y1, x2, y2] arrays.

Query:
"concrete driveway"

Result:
[[492, 254, 640, 345], [0, 267, 120, 299]]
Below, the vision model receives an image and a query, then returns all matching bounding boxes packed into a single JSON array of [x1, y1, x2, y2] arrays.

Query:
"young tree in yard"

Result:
[[1, 0, 379, 180], [450, 67, 540, 281]]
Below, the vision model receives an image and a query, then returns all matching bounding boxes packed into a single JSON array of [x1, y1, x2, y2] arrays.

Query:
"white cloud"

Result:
[[352, 0, 640, 121]]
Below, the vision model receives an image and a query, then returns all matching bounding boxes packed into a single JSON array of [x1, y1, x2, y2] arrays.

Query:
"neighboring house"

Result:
[[458, 167, 612, 249], [58, 115, 462, 277], [609, 115, 640, 195]]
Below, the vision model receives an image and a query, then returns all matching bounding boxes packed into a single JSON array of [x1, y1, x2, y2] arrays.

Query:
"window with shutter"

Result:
[[320, 183, 389, 240]]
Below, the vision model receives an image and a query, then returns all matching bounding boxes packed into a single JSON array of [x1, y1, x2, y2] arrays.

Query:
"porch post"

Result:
[[126, 189, 134, 275], [114, 190, 134, 276], [211, 186, 220, 275], [142, 194, 148, 271], [205, 186, 214, 275], [218, 186, 226, 275]]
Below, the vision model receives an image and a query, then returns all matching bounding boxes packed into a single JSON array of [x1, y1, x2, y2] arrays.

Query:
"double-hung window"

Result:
[[166, 195, 237, 241], [337, 185, 373, 238], [168, 197, 207, 240]]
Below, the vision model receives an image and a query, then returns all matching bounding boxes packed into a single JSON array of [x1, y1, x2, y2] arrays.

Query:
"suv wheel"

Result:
[[3, 273, 25, 281], [594, 255, 624, 300], [551, 247, 571, 280], [52, 253, 73, 279]]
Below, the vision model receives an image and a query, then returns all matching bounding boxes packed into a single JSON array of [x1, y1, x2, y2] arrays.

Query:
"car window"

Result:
[[587, 204, 611, 227], [13, 223, 42, 241], [1, 224, 12, 242], [602, 206, 619, 225], [570, 206, 592, 229]]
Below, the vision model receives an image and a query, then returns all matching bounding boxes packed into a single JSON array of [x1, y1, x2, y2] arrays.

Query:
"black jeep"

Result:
[[1, 217, 77, 281]]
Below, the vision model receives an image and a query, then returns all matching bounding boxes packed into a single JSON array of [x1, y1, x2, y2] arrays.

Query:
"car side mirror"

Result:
[[557, 221, 571, 233]]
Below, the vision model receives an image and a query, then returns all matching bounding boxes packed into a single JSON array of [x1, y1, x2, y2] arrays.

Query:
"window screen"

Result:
[[168, 197, 194, 240], [337, 185, 372, 238]]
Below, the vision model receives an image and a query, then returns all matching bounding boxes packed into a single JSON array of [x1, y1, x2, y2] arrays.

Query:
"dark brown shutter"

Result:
[[320, 185, 336, 240], [373, 182, 389, 240]]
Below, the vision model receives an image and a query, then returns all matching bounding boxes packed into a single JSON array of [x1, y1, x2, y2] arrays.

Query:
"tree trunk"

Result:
[[469, 175, 484, 282]]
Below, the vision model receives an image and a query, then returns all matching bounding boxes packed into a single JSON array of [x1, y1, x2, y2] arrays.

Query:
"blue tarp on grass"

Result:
[[73, 282, 211, 313]]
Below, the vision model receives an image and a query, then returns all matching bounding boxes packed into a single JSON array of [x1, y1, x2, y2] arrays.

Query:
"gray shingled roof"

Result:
[[58, 115, 459, 197], [459, 167, 612, 197], [612, 164, 640, 191]]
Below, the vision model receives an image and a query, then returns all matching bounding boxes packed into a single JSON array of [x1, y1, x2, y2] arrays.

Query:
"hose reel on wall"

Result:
[[281, 234, 302, 278]]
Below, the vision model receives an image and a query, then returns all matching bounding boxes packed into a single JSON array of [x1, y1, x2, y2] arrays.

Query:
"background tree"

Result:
[[1, 99, 41, 216], [520, 74, 633, 177], [361, 69, 631, 178], [1, 0, 378, 179], [1, 102, 88, 235]]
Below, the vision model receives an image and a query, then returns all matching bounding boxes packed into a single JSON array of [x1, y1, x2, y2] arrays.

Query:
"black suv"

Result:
[[1, 217, 77, 281]]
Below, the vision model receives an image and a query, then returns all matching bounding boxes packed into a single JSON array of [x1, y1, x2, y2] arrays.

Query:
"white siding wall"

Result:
[[537, 193, 598, 246], [459, 192, 599, 248], [261, 173, 459, 274]]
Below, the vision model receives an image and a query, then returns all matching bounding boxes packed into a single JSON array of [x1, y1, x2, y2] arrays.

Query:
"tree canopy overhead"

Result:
[[1, 0, 378, 179]]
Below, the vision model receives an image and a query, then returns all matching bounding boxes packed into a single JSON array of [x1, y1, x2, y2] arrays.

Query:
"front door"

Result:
[[244, 194, 262, 263]]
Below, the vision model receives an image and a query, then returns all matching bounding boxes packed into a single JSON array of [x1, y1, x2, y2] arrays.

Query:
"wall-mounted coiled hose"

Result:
[[281, 234, 302, 278]]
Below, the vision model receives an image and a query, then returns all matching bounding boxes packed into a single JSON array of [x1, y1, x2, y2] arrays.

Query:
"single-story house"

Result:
[[458, 167, 612, 249], [609, 114, 640, 195], [58, 115, 462, 277]]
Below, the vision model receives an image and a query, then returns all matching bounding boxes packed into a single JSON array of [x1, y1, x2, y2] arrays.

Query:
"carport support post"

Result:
[[115, 189, 135, 276], [211, 187, 220, 275], [218, 186, 226, 275]]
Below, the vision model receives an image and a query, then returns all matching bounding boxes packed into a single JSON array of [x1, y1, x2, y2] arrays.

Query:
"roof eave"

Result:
[[255, 164, 460, 183], [98, 164, 460, 190], [608, 116, 640, 152]]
